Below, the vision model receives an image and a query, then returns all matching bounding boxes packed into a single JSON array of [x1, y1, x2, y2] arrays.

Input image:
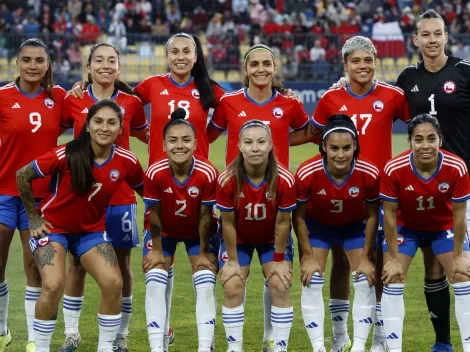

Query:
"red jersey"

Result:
[[296, 154, 380, 226], [144, 156, 218, 239], [134, 73, 225, 164], [216, 165, 296, 245], [380, 150, 470, 231], [62, 86, 147, 206], [0, 83, 66, 197], [33, 145, 144, 233], [312, 80, 410, 170], [210, 88, 310, 168]]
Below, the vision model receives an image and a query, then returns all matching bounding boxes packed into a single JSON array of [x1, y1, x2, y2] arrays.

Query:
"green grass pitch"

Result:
[[4, 134, 463, 351]]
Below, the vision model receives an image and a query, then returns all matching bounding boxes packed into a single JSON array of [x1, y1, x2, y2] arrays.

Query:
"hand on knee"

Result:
[[223, 277, 245, 306], [450, 273, 469, 284]]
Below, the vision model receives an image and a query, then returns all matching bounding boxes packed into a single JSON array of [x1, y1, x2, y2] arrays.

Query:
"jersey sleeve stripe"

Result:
[[299, 166, 324, 181], [132, 122, 148, 130], [297, 160, 322, 176], [194, 166, 215, 182], [355, 166, 378, 179], [148, 159, 170, 171], [456, 61, 470, 67], [219, 89, 244, 101], [279, 166, 295, 183], [385, 162, 410, 176], [443, 154, 468, 173], [143, 197, 160, 204], [115, 150, 137, 164], [291, 119, 310, 131], [33, 161, 45, 178], [279, 173, 294, 188], [376, 81, 405, 95], [209, 119, 226, 131], [442, 161, 466, 177], [356, 160, 380, 174], [147, 165, 170, 180], [217, 204, 234, 212], [278, 204, 296, 212], [311, 117, 324, 128], [195, 159, 217, 179], [217, 171, 232, 186], [115, 147, 138, 160], [384, 155, 409, 173], [379, 193, 398, 202], [452, 194, 470, 203]]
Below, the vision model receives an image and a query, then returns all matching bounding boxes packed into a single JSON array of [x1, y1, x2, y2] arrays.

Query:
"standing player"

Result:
[[16, 99, 144, 352], [380, 114, 470, 352], [143, 109, 219, 352], [311, 36, 410, 352], [294, 115, 380, 352], [0, 38, 66, 351], [217, 120, 296, 352], [59, 42, 148, 352]]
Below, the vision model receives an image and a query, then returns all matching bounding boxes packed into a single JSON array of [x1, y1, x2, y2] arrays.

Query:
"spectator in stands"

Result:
[[81, 15, 100, 45], [152, 18, 169, 41], [291, 17, 309, 47], [114, 0, 127, 20], [6, 23, 26, 61], [53, 54, 71, 82], [454, 40, 470, 59], [96, 7, 111, 31], [0, 4, 13, 23], [206, 13, 223, 39], [126, 17, 138, 45], [283, 50, 299, 80], [310, 38, 327, 79], [40, 3, 52, 27], [233, 0, 249, 18], [23, 15, 40, 38], [66, 41, 83, 72], [108, 15, 127, 52], [192, 6, 209, 33], [68, 0, 82, 20], [166, 2, 181, 34], [136, 0, 152, 18]]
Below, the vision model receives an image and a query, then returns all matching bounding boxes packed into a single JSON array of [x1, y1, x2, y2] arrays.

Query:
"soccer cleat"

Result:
[[0, 329, 11, 351], [262, 340, 275, 352], [211, 337, 216, 352], [369, 340, 388, 352], [331, 336, 352, 352], [168, 327, 175, 345], [315, 347, 327, 352], [431, 342, 454, 352], [58, 333, 81, 352], [113, 333, 129, 352], [25, 341, 36, 352]]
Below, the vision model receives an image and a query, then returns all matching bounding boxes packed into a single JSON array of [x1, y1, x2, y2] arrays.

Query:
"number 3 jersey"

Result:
[[33, 145, 144, 233], [380, 149, 470, 231], [296, 154, 380, 226], [312, 80, 410, 171], [216, 166, 296, 246], [143, 156, 218, 239], [0, 83, 67, 197]]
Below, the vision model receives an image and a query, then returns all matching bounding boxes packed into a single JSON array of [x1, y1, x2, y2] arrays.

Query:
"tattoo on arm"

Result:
[[34, 244, 57, 269], [16, 163, 40, 218], [94, 243, 118, 266], [275, 226, 281, 238]]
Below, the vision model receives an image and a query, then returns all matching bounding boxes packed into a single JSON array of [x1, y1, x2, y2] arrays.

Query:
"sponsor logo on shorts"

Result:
[[146, 239, 153, 250], [220, 250, 228, 262]]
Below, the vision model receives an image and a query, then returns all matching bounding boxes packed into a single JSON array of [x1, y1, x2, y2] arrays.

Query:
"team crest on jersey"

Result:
[[146, 238, 153, 250], [443, 81, 456, 94], [372, 100, 384, 112], [44, 98, 55, 109], [273, 107, 284, 119], [438, 182, 450, 193], [38, 237, 50, 247], [220, 250, 228, 262], [188, 186, 199, 198], [348, 186, 360, 197], [109, 169, 120, 182], [192, 89, 200, 99], [265, 192, 274, 200]]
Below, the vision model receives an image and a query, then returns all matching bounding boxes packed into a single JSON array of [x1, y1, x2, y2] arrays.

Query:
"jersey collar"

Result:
[[243, 88, 278, 106], [94, 145, 115, 168], [345, 80, 377, 100], [243, 170, 267, 189], [322, 157, 355, 188], [409, 151, 443, 182], [16, 83, 43, 98], [169, 74, 194, 89], [88, 84, 120, 102], [170, 156, 195, 187]]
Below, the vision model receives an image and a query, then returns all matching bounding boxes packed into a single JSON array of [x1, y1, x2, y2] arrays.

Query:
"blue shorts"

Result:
[[29, 231, 111, 258], [382, 226, 470, 257], [218, 232, 294, 269], [0, 195, 41, 231], [304, 218, 365, 251], [105, 204, 140, 249], [142, 229, 219, 258]]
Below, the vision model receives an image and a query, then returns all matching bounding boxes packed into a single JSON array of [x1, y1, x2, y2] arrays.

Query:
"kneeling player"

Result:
[[380, 114, 470, 352], [143, 109, 219, 352], [293, 115, 379, 352], [217, 120, 296, 352]]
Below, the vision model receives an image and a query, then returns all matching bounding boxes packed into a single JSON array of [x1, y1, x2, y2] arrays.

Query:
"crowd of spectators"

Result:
[[1, 0, 470, 82]]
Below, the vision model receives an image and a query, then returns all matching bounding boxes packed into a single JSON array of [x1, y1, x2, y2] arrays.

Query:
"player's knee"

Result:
[[423, 255, 445, 280], [100, 274, 123, 298], [42, 277, 65, 301], [268, 276, 290, 300], [450, 274, 468, 284], [223, 278, 244, 301]]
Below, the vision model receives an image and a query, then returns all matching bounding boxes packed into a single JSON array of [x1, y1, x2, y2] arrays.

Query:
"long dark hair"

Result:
[[65, 100, 123, 196], [165, 33, 222, 110], [16, 38, 54, 100], [320, 114, 360, 159], [87, 42, 135, 95]]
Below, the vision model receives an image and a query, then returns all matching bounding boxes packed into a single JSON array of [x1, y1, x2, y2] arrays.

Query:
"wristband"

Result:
[[274, 252, 285, 262]]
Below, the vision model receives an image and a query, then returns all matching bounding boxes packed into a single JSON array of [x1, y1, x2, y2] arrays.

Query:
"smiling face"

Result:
[[414, 18, 447, 60], [244, 49, 277, 89], [344, 49, 375, 86], [163, 123, 197, 166], [239, 126, 272, 168], [166, 36, 197, 79], [322, 132, 356, 174], [17, 46, 49, 86], [88, 106, 122, 147], [409, 122, 442, 167], [88, 45, 120, 86]]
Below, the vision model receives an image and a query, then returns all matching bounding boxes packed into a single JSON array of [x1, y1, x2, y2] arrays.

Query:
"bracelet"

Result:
[[274, 252, 285, 262]]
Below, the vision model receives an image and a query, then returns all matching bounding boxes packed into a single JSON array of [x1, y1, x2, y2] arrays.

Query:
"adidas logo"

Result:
[[387, 332, 399, 340], [332, 315, 343, 322], [160, 89, 169, 95], [359, 317, 373, 324], [147, 321, 160, 328], [227, 336, 236, 342], [411, 85, 419, 92], [11, 103, 21, 109], [276, 341, 287, 347], [238, 111, 247, 117], [339, 105, 348, 111], [122, 234, 131, 241], [205, 319, 216, 325], [81, 108, 89, 114], [375, 319, 384, 326], [465, 336, 470, 341], [429, 311, 438, 319], [164, 187, 173, 193], [317, 189, 326, 195], [405, 185, 414, 191], [239, 192, 245, 198], [306, 321, 318, 328]]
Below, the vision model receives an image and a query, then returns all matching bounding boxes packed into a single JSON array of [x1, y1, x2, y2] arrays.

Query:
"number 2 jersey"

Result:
[[216, 166, 296, 246], [33, 145, 144, 233], [0, 83, 66, 197], [380, 149, 470, 231], [143, 156, 218, 239], [396, 56, 470, 167], [312, 80, 410, 171]]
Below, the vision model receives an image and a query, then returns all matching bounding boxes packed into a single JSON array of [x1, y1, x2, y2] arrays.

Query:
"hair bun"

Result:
[[171, 108, 187, 121]]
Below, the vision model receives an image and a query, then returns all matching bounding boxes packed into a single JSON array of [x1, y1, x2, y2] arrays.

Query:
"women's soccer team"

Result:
[[1, 8, 470, 352]]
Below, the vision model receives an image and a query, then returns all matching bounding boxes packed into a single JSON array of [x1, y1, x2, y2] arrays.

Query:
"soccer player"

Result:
[[143, 108, 218, 352], [294, 115, 380, 352], [0, 38, 66, 351], [59, 42, 148, 352], [217, 120, 296, 352], [311, 36, 410, 352], [380, 114, 470, 352], [16, 99, 145, 352]]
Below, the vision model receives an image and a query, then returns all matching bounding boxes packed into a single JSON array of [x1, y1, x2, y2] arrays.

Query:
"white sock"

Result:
[[302, 273, 325, 349], [118, 296, 132, 336], [34, 319, 56, 352], [382, 283, 405, 352], [164, 264, 174, 337], [271, 306, 293, 351], [373, 302, 386, 342], [222, 304, 244, 351], [25, 286, 41, 342], [145, 269, 168, 351], [452, 282, 470, 352], [263, 281, 274, 342], [63, 295, 84, 336], [352, 273, 376, 351], [329, 298, 349, 339], [98, 313, 122, 350], [193, 270, 216, 351], [0, 281, 8, 336]]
